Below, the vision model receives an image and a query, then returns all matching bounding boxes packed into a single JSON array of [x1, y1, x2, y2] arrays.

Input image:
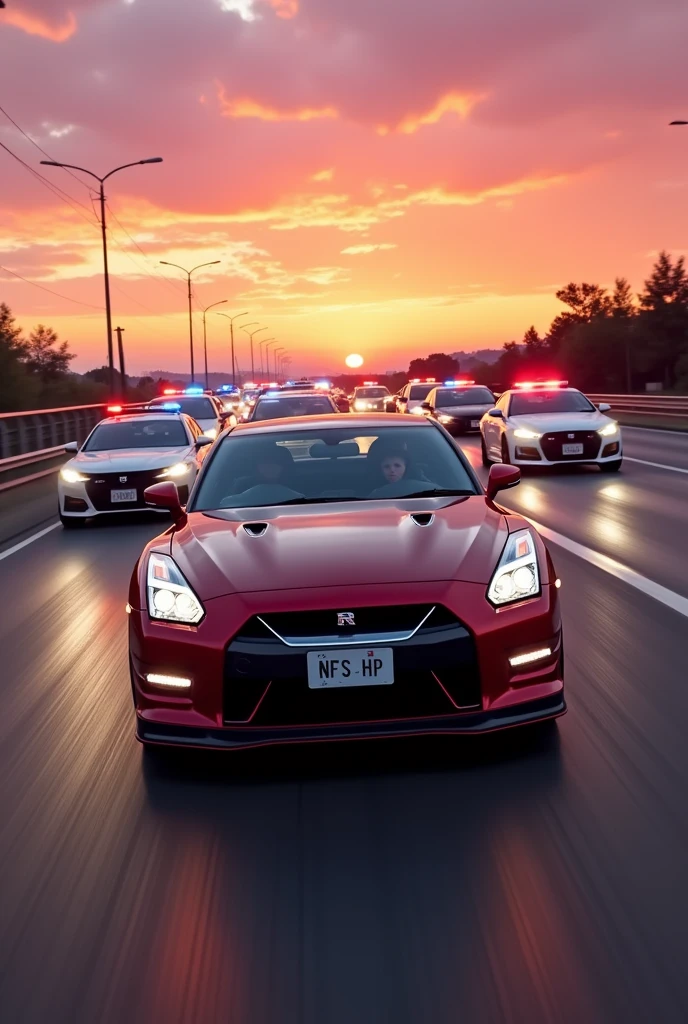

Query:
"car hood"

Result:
[[172, 498, 508, 598], [508, 411, 612, 433], [439, 404, 494, 417], [72, 447, 190, 472]]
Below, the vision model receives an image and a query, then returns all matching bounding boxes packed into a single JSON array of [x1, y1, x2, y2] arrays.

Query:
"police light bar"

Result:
[[444, 379, 475, 387], [513, 379, 568, 390], [162, 388, 178, 395], [107, 405, 123, 413], [244, 382, 257, 389], [185, 385, 204, 395], [161, 402, 182, 411], [363, 380, 378, 385]]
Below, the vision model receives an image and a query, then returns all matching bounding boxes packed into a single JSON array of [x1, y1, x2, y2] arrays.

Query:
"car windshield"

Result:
[[435, 387, 495, 407], [355, 387, 389, 398], [252, 396, 334, 420], [408, 384, 436, 400], [190, 425, 478, 510], [149, 396, 216, 420], [510, 390, 595, 415], [84, 418, 188, 451]]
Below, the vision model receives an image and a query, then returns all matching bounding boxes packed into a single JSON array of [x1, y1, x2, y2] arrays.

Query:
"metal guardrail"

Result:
[[0, 446, 67, 494], [0, 404, 108, 460], [587, 394, 688, 419]]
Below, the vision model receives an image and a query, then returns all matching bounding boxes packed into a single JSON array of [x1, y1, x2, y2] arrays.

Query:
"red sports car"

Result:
[[128, 414, 565, 751]]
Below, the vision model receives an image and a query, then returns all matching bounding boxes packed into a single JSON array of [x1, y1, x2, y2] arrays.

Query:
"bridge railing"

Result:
[[0, 404, 109, 460]]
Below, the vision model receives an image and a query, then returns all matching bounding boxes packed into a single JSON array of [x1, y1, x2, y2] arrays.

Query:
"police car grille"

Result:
[[540, 431, 601, 461], [84, 469, 161, 510]]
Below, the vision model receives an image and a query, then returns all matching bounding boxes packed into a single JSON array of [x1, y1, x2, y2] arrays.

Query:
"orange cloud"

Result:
[[216, 83, 338, 123], [378, 91, 487, 135], [3, 9, 77, 42], [311, 168, 334, 182], [264, 0, 299, 17]]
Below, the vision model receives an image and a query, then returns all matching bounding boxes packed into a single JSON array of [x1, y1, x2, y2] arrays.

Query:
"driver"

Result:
[[369, 445, 432, 498]]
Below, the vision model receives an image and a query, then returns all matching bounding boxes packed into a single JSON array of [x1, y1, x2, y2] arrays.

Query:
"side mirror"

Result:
[[385, 400, 397, 413], [420, 402, 432, 412], [64, 441, 79, 453], [598, 403, 611, 413], [486, 464, 520, 502], [144, 481, 185, 524], [195, 435, 214, 448], [487, 408, 504, 419], [397, 396, 409, 405]]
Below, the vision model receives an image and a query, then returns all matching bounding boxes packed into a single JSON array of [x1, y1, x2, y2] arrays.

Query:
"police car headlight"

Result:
[[158, 462, 191, 479], [514, 428, 541, 439], [487, 530, 540, 606], [439, 415, 454, 424], [60, 467, 88, 483], [598, 422, 619, 437], [147, 552, 205, 624], [411, 405, 425, 415]]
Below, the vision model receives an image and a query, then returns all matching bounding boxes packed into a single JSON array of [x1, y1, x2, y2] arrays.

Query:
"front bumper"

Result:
[[129, 580, 564, 750], [439, 417, 484, 434], [58, 477, 190, 517], [507, 432, 622, 466]]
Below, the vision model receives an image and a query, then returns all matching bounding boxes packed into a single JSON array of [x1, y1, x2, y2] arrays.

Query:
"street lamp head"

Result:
[[40, 160, 61, 167], [670, 121, 688, 126], [141, 157, 164, 164]]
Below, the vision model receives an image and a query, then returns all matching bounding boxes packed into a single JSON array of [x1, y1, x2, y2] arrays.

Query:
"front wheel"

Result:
[[480, 435, 491, 467], [600, 459, 622, 473]]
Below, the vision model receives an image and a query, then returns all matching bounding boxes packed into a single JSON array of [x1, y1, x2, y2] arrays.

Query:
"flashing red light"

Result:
[[425, 377, 436, 382], [107, 404, 123, 413], [162, 388, 177, 395], [363, 380, 379, 385], [455, 379, 475, 387], [513, 379, 568, 390]]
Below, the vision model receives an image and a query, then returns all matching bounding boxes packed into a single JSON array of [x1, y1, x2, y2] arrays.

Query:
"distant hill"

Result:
[[452, 349, 503, 368]]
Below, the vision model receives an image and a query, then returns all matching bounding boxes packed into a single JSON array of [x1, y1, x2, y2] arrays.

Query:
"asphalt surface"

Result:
[[1, 426, 687, 1023]]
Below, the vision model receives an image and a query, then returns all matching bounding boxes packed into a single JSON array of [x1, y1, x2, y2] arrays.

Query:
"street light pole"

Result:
[[259, 338, 276, 377], [273, 347, 285, 381], [160, 261, 221, 383], [216, 311, 249, 384], [115, 326, 126, 397], [264, 340, 278, 379], [40, 157, 163, 397], [201, 300, 228, 388], [243, 326, 268, 379]]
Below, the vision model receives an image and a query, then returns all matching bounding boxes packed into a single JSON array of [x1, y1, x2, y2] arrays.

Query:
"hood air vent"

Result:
[[243, 523, 269, 538], [410, 513, 434, 528]]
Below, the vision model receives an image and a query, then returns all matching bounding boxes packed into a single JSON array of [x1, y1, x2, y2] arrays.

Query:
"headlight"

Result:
[[411, 405, 425, 415], [354, 401, 368, 410], [60, 467, 88, 483], [598, 421, 618, 437], [514, 428, 541, 439], [487, 529, 540, 606], [147, 552, 205, 624], [204, 427, 218, 439], [439, 415, 454, 424], [158, 462, 191, 479]]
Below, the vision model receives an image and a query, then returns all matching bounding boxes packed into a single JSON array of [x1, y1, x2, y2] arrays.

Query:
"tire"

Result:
[[59, 513, 86, 529], [600, 459, 622, 473], [480, 435, 491, 467], [501, 436, 511, 465]]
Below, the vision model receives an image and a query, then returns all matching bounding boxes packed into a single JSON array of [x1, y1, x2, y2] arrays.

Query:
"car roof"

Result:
[[505, 386, 581, 396], [97, 413, 193, 425], [256, 390, 327, 399], [231, 413, 432, 435]]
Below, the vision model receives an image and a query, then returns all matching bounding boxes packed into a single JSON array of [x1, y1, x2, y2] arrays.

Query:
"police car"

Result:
[[148, 386, 232, 438], [421, 380, 496, 434], [350, 382, 392, 412], [57, 405, 214, 528], [395, 378, 439, 414], [479, 381, 622, 471]]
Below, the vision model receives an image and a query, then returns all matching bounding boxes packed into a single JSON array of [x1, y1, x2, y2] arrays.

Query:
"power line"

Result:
[[0, 264, 105, 310], [105, 202, 188, 299], [0, 138, 99, 228], [0, 103, 96, 197]]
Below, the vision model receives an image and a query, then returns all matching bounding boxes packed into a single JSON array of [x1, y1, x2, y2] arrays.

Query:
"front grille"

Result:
[[540, 430, 601, 462], [224, 604, 481, 726], [514, 446, 542, 461], [84, 469, 161, 511], [241, 603, 454, 645]]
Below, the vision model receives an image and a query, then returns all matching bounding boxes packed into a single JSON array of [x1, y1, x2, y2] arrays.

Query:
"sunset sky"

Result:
[[1, 0, 688, 376]]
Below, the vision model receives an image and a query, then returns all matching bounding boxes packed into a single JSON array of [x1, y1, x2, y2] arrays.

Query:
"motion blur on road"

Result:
[[1, 425, 688, 1023]]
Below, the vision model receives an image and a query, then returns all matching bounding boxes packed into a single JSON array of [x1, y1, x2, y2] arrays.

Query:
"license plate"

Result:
[[562, 443, 583, 455], [470, 420, 480, 428], [111, 488, 137, 502], [307, 648, 394, 689]]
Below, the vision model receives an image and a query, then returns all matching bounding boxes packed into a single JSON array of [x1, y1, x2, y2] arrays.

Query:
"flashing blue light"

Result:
[[185, 385, 204, 395], [162, 402, 182, 411], [266, 390, 281, 396], [444, 380, 455, 386]]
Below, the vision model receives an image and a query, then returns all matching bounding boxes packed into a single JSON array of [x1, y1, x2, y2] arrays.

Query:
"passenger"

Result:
[[379, 452, 407, 485]]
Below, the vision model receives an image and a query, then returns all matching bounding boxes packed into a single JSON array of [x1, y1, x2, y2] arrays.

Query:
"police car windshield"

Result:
[[510, 390, 595, 415], [149, 396, 215, 419], [252, 395, 334, 420], [356, 387, 389, 398], [436, 387, 494, 407], [190, 424, 478, 511], [84, 419, 188, 451], [408, 384, 436, 400]]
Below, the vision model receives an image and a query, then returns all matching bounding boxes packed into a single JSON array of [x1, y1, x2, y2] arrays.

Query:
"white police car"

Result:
[[57, 405, 214, 528], [480, 381, 622, 471]]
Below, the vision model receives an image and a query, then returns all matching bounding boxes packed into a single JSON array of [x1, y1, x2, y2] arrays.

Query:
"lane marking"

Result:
[[624, 456, 688, 476], [527, 516, 688, 620], [0, 523, 60, 562]]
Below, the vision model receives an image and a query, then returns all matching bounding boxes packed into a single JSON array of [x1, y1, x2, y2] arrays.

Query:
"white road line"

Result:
[[624, 456, 688, 475], [0, 523, 60, 562], [527, 517, 688, 619]]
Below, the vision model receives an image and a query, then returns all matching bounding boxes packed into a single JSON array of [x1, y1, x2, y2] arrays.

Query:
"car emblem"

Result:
[[567, 434, 574, 439], [119, 475, 128, 483], [337, 612, 355, 627]]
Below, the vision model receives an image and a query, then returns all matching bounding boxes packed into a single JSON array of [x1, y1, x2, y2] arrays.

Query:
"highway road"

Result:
[[1, 425, 687, 1023]]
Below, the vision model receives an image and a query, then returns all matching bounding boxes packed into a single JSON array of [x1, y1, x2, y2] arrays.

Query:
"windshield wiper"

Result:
[[397, 489, 474, 498]]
